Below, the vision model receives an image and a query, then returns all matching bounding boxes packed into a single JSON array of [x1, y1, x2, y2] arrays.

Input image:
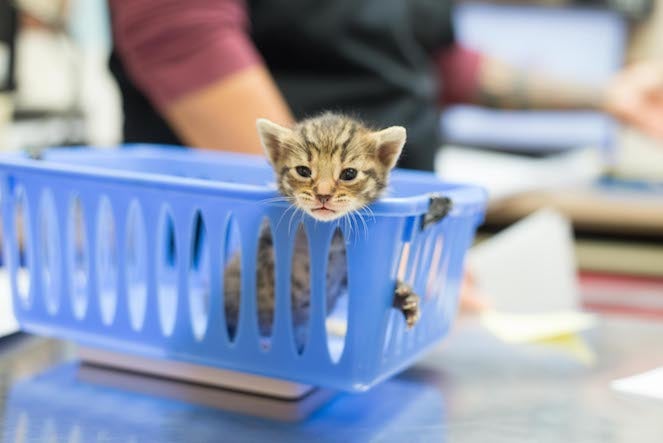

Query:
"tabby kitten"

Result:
[[223, 113, 420, 346]]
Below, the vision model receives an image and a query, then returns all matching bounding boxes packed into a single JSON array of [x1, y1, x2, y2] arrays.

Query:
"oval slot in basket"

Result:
[[223, 215, 242, 343], [39, 190, 60, 315], [383, 240, 413, 360], [68, 196, 88, 319], [189, 211, 210, 341], [96, 197, 118, 326], [256, 218, 275, 350], [157, 209, 178, 337], [425, 235, 445, 303], [126, 202, 148, 331], [291, 224, 310, 354], [326, 228, 348, 364], [14, 187, 31, 308]]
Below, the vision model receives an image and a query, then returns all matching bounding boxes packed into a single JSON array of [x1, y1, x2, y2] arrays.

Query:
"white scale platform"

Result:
[[78, 347, 335, 421]]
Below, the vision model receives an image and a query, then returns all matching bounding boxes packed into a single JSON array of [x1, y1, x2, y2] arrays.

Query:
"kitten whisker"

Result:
[[258, 196, 294, 205], [288, 206, 306, 236], [300, 210, 307, 232], [343, 214, 352, 239], [288, 206, 299, 235], [355, 213, 363, 242], [275, 203, 297, 232], [361, 205, 376, 221], [349, 214, 356, 241], [292, 208, 306, 237], [355, 210, 369, 241], [349, 212, 359, 243], [353, 212, 364, 242]]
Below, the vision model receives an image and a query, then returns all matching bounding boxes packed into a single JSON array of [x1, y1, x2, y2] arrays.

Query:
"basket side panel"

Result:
[[377, 209, 483, 381], [0, 160, 485, 392]]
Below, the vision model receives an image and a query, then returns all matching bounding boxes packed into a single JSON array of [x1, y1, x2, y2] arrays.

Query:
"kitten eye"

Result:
[[295, 166, 312, 178], [340, 168, 358, 181]]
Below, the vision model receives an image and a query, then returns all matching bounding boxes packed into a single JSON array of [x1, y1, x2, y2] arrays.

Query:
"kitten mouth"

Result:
[[311, 207, 336, 214], [309, 206, 342, 220]]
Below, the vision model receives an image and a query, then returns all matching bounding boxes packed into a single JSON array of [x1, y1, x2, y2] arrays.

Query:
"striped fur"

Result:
[[257, 112, 406, 221], [223, 113, 418, 348]]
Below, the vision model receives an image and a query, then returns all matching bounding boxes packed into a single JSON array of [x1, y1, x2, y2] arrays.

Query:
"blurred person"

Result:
[[107, 0, 663, 171], [107, 0, 663, 311]]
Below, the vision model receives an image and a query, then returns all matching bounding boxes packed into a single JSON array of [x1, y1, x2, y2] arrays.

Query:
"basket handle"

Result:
[[421, 194, 452, 230]]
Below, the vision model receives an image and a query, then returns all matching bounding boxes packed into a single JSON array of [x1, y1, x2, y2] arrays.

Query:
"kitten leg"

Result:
[[223, 255, 241, 339], [256, 225, 276, 338], [393, 281, 420, 328], [324, 230, 347, 317]]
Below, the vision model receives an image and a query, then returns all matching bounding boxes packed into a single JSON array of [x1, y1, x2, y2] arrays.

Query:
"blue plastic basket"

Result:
[[0, 145, 486, 392]]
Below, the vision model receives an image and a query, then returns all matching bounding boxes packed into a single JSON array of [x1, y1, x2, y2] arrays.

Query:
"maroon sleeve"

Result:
[[109, 0, 262, 109], [435, 44, 483, 106]]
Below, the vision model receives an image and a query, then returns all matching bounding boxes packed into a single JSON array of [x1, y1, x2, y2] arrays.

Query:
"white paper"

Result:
[[436, 146, 603, 200], [469, 208, 580, 313], [480, 310, 596, 343], [612, 367, 663, 401]]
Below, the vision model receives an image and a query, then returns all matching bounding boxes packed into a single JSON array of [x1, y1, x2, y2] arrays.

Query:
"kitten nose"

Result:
[[316, 194, 332, 205]]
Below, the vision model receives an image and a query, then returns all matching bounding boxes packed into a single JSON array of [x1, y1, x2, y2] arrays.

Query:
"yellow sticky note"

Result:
[[480, 310, 596, 344], [536, 333, 596, 366]]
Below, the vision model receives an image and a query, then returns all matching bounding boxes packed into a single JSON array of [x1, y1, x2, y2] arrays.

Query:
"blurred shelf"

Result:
[[581, 271, 663, 319], [485, 185, 663, 237]]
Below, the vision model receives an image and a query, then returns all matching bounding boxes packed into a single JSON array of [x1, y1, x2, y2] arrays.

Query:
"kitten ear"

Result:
[[373, 126, 406, 170], [256, 118, 292, 165]]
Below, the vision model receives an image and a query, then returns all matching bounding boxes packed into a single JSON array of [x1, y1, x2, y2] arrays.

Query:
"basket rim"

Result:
[[0, 145, 487, 217]]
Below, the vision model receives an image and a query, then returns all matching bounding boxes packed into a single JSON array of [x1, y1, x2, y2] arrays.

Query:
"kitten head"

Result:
[[257, 113, 406, 221]]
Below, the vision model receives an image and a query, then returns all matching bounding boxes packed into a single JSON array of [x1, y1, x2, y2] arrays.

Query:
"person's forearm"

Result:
[[110, 0, 294, 154], [473, 56, 606, 111], [164, 65, 294, 155]]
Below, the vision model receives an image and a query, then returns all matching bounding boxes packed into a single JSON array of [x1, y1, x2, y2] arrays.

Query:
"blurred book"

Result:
[[483, 183, 663, 236], [576, 237, 663, 277], [581, 272, 663, 318], [5, 110, 86, 152]]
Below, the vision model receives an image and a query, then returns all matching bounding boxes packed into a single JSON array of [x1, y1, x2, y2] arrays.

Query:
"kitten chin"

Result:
[[308, 207, 341, 221], [306, 203, 362, 221], [257, 112, 406, 223]]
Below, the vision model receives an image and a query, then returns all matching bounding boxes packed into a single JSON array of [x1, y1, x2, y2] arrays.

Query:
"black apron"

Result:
[[109, 0, 456, 170]]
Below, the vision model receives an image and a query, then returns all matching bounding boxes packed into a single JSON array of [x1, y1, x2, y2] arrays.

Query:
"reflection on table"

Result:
[[1, 315, 663, 442]]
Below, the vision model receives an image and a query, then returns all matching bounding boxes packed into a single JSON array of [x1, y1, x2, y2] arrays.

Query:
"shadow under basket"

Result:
[[0, 145, 486, 393]]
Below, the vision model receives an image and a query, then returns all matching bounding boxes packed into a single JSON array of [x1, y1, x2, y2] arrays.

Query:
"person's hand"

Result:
[[458, 269, 489, 314], [604, 60, 663, 139]]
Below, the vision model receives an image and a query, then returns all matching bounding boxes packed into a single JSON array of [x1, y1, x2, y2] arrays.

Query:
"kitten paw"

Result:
[[393, 282, 420, 329]]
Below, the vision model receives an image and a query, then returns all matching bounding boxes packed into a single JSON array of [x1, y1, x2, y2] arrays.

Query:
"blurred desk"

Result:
[[485, 186, 663, 237], [0, 315, 662, 442]]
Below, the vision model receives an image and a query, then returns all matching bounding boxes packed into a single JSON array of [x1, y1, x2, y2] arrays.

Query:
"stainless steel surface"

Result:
[[0, 315, 662, 442]]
